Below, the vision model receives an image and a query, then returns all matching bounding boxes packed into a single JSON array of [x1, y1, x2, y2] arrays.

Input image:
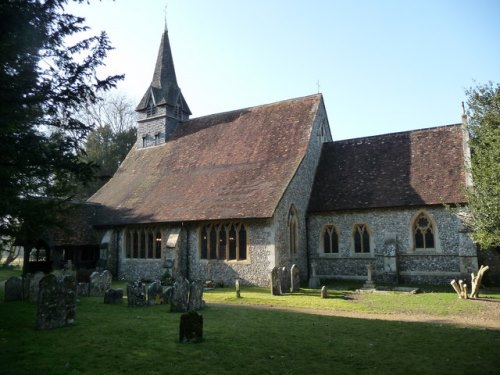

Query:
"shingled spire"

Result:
[[136, 27, 191, 148]]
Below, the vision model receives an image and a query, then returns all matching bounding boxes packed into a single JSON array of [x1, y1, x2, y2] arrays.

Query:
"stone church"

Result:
[[73, 28, 477, 286]]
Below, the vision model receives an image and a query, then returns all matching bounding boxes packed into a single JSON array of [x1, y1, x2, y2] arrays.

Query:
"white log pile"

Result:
[[450, 265, 489, 299]]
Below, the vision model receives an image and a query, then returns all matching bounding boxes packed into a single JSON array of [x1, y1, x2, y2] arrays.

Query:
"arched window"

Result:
[[125, 228, 162, 259], [289, 205, 298, 256], [126, 231, 132, 258], [147, 231, 154, 258], [413, 212, 435, 250], [353, 224, 370, 253], [323, 225, 339, 253], [199, 222, 248, 261], [132, 231, 139, 258], [155, 231, 162, 258]]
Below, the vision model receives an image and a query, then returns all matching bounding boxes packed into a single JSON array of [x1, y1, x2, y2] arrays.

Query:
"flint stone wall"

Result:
[[308, 207, 478, 285]]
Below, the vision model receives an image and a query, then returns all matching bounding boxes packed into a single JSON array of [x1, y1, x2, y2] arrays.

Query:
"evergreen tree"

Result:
[[0, 1, 123, 243], [466, 82, 500, 249]]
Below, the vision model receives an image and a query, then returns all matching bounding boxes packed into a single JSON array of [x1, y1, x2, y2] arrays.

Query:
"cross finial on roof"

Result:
[[316, 80, 321, 93], [164, 2, 168, 31]]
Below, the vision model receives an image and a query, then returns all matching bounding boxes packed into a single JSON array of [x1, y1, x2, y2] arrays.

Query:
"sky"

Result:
[[65, 0, 500, 140]]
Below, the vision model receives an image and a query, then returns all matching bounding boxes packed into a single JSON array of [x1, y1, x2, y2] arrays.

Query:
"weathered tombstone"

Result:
[[104, 288, 123, 304], [362, 263, 376, 289], [147, 280, 163, 305], [89, 270, 112, 297], [170, 277, 190, 312], [270, 267, 282, 296], [161, 286, 172, 304], [36, 274, 75, 330], [280, 267, 291, 293], [127, 281, 146, 307], [29, 271, 45, 303], [179, 311, 203, 343], [63, 275, 77, 324], [188, 280, 204, 311], [77, 282, 90, 297], [235, 278, 241, 298], [308, 262, 320, 289], [4, 277, 23, 302], [290, 264, 300, 292], [321, 286, 328, 299]]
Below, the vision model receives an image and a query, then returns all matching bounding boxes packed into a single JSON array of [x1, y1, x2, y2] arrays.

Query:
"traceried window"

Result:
[[146, 101, 157, 117], [323, 225, 339, 253], [353, 224, 370, 253], [413, 212, 435, 250], [125, 228, 162, 259], [289, 205, 298, 256], [199, 223, 247, 261]]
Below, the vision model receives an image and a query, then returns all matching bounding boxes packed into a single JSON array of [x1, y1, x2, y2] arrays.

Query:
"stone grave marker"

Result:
[[170, 277, 190, 312], [89, 270, 112, 297], [147, 280, 163, 305], [104, 288, 123, 304], [235, 278, 241, 298], [77, 282, 90, 297], [290, 264, 300, 292], [280, 267, 291, 293], [127, 281, 146, 307], [188, 280, 204, 311], [321, 286, 328, 299], [29, 271, 45, 303], [5, 276, 23, 302], [36, 274, 76, 330], [179, 311, 203, 343], [162, 286, 173, 305], [270, 267, 282, 296]]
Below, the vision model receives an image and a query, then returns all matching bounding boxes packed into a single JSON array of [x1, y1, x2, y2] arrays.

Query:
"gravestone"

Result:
[[147, 280, 163, 305], [290, 264, 300, 292], [188, 280, 204, 311], [127, 281, 146, 307], [104, 288, 123, 304], [179, 311, 203, 343], [89, 270, 112, 297], [36, 274, 76, 330], [170, 277, 190, 312], [29, 271, 45, 303], [270, 267, 282, 296], [162, 286, 173, 305], [362, 263, 376, 289], [308, 262, 321, 289], [280, 267, 291, 293], [235, 278, 241, 298], [321, 286, 328, 299], [77, 282, 90, 297], [5, 276, 23, 302]]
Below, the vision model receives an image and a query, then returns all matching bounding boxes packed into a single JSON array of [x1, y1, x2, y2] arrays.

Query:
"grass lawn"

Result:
[[1, 279, 499, 374]]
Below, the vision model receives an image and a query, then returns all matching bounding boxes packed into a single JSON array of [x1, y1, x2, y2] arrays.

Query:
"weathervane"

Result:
[[316, 80, 321, 93]]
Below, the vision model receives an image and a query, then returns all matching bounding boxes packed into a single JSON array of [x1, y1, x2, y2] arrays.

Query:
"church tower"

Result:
[[135, 27, 191, 148]]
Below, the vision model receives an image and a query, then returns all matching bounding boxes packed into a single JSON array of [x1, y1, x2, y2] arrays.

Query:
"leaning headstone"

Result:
[[320, 286, 328, 299], [5, 277, 23, 302], [77, 282, 90, 297], [280, 267, 291, 293], [127, 281, 146, 307], [29, 271, 45, 303], [147, 280, 163, 305], [290, 264, 300, 292], [270, 267, 282, 296], [188, 280, 204, 311], [36, 274, 76, 330], [179, 311, 203, 343], [170, 277, 190, 312], [104, 288, 123, 304]]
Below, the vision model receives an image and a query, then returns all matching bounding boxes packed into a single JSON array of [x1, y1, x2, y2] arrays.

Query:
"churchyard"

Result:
[[0, 267, 499, 374]]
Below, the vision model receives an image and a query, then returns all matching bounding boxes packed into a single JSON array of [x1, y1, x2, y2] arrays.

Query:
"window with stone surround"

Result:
[[199, 223, 247, 261], [353, 224, 370, 253], [154, 132, 160, 145], [125, 228, 162, 259], [322, 224, 339, 253], [413, 212, 435, 250], [146, 100, 157, 117], [289, 205, 298, 256]]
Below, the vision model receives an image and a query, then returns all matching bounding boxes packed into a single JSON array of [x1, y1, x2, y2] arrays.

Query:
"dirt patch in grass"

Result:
[[210, 296, 500, 330]]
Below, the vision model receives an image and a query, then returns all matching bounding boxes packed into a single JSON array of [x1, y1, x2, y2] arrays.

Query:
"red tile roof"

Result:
[[89, 94, 322, 225], [308, 124, 468, 212]]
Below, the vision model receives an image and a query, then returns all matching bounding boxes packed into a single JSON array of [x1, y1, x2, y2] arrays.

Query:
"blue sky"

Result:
[[65, 0, 500, 140]]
